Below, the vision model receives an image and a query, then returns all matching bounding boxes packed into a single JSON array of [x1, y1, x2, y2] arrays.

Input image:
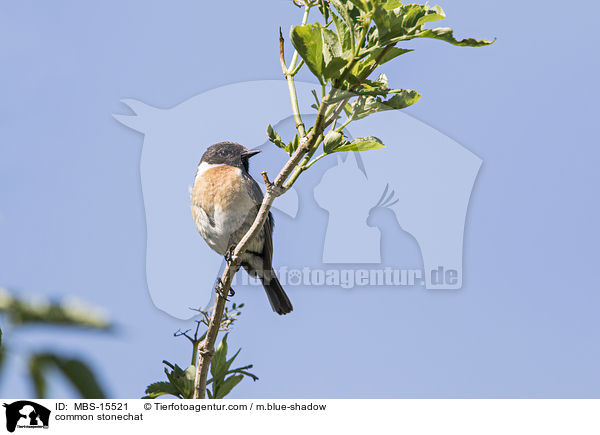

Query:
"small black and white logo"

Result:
[[3, 401, 50, 433]]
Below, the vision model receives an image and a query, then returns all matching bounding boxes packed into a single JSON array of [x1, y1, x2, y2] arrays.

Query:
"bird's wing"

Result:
[[262, 210, 275, 268], [244, 173, 275, 268]]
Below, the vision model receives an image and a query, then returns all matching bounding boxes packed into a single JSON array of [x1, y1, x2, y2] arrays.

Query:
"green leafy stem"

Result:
[[268, 0, 493, 186], [147, 303, 257, 399]]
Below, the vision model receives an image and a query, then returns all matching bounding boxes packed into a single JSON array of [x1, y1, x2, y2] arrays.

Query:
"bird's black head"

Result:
[[200, 142, 260, 172]]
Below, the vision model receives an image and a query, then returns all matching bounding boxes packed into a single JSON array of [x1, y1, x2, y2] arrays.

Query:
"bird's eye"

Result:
[[219, 149, 228, 156]]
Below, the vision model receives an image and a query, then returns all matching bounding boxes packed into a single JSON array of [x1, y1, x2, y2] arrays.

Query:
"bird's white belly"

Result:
[[193, 198, 255, 255]]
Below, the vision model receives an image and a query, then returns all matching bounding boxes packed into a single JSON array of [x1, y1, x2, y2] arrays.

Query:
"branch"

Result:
[[193, 135, 319, 399], [283, 95, 331, 189]]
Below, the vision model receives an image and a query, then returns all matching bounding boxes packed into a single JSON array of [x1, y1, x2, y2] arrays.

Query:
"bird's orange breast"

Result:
[[191, 165, 246, 214]]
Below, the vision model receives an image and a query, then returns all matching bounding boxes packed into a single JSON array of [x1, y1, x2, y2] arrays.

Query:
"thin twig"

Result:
[[279, 28, 288, 75], [174, 329, 193, 341], [193, 321, 202, 340], [261, 171, 272, 187]]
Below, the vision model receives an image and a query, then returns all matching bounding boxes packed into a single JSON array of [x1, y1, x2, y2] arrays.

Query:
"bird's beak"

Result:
[[241, 149, 261, 160]]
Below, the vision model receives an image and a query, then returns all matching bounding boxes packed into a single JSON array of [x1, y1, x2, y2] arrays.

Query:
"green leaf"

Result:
[[379, 90, 421, 110], [333, 136, 386, 153], [329, 0, 360, 52], [352, 46, 412, 79], [29, 354, 47, 398], [266, 124, 278, 142], [215, 375, 243, 399], [0, 288, 110, 330], [378, 46, 413, 64], [163, 360, 175, 369], [353, 74, 389, 95], [143, 381, 182, 399], [224, 348, 241, 374], [210, 333, 229, 384], [28, 353, 106, 399], [351, 95, 379, 120], [371, 46, 413, 65], [158, 361, 196, 399], [267, 124, 286, 150], [57, 358, 106, 398], [343, 102, 353, 117], [329, 0, 357, 28], [321, 27, 347, 82], [382, 0, 403, 10], [348, 0, 373, 13], [285, 134, 300, 156], [324, 58, 347, 82], [323, 130, 344, 153], [180, 365, 196, 398], [371, 3, 405, 44], [365, 1, 495, 53], [415, 5, 445, 27], [163, 361, 190, 398], [413, 27, 495, 47], [349, 86, 420, 120], [370, 2, 494, 49], [331, 12, 353, 57], [291, 23, 348, 83], [290, 24, 324, 79], [231, 367, 259, 382], [402, 4, 445, 29]]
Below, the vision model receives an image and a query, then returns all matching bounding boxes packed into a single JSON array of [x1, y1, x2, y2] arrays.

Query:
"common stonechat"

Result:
[[191, 142, 293, 315]]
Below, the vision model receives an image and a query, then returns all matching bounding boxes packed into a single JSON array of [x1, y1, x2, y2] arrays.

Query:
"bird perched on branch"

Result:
[[191, 142, 293, 315]]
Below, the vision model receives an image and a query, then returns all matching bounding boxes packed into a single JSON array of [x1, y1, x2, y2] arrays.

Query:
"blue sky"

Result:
[[1, 0, 599, 398]]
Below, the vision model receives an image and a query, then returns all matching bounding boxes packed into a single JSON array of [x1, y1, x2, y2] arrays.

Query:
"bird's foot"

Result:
[[224, 244, 236, 265], [215, 277, 235, 300], [215, 278, 228, 300]]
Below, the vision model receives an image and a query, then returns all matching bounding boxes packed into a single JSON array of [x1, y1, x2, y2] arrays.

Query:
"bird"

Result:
[[191, 141, 293, 315]]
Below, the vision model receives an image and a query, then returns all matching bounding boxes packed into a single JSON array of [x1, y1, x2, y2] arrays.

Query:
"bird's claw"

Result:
[[224, 245, 236, 265], [215, 277, 235, 300]]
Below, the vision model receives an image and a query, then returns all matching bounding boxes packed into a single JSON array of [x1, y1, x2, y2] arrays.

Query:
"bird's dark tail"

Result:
[[261, 270, 293, 315]]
